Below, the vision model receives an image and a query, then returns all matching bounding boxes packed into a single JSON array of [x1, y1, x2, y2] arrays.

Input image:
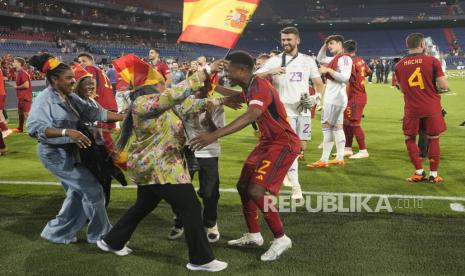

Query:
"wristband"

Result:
[[62, 129, 67, 137]]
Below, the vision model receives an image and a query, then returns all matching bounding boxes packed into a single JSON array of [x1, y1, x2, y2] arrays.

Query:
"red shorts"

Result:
[[344, 101, 366, 125], [0, 95, 5, 110], [403, 114, 447, 136], [18, 98, 32, 112], [238, 143, 298, 195]]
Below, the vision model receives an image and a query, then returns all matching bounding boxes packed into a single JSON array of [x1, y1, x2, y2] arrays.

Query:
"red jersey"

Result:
[[85, 65, 117, 111], [347, 56, 369, 104], [244, 77, 299, 146], [325, 53, 351, 81], [0, 69, 5, 96], [394, 54, 444, 117], [16, 69, 32, 101], [155, 61, 170, 81]]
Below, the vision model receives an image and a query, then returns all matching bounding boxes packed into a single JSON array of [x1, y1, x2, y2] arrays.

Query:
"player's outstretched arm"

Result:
[[214, 85, 242, 96], [190, 107, 262, 150]]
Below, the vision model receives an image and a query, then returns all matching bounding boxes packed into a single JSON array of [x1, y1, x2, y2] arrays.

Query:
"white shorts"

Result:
[[321, 103, 345, 126], [289, 115, 311, 141]]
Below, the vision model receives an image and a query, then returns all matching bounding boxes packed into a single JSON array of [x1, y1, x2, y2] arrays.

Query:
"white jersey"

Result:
[[318, 54, 353, 107], [256, 52, 320, 116]]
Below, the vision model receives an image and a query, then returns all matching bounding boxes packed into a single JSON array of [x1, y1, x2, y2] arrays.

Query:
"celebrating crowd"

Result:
[[0, 26, 449, 272]]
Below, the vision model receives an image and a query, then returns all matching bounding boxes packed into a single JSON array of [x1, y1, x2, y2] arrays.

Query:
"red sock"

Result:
[[253, 195, 284, 239], [102, 130, 115, 153], [405, 138, 423, 170], [239, 192, 260, 233], [0, 131, 5, 149], [0, 122, 7, 131], [428, 138, 440, 172], [343, 125, 353, 148], [18, 113, 24, 131], [353, 126, 367, 150]]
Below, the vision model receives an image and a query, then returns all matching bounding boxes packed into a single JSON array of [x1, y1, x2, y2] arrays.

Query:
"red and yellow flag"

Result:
[[112, 54, 164, 89], [178, 0, 260, 49]]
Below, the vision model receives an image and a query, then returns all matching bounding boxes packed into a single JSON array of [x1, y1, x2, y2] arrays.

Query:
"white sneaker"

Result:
[[282, 176, 292, 187], [332, 150, 353, 157], [186, 259, 228, 272], [291, 186, 303, 200], [260, 235, 292, 261], [97, 240, 132, 256], [227, 233, 264, 247], [349, 152, 369, 159], [168, 227, 184, 240], [206, 224, 220, 243], [2, 129, 12, 138]]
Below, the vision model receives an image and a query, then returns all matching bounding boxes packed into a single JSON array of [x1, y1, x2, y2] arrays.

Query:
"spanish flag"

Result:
[[178, 0, 260, 49], [112, 54, 165, 89]]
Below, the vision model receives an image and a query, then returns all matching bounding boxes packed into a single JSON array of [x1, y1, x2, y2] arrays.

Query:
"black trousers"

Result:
[[103, 184, 214, 265], [384, 71, 390, 83], [376, 72, 383, 83], [174, 157, 220, 229], [368, 71, 373, 83]]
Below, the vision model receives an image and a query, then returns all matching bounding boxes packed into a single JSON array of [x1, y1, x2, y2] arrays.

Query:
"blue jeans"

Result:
[[38, 144, 111, 244]]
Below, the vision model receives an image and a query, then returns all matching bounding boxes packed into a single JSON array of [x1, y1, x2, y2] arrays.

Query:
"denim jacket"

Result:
[[27, 86, 108, 145]]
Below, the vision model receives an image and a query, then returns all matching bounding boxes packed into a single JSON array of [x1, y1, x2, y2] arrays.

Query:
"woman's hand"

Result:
[[66, 129, 92, 148], [210, 59, 225, 74], [196, 69, 208, 83]]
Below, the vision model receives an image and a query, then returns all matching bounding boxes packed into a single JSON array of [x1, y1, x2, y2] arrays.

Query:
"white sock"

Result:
[[287, 159, 301, 188], [345, 147, 352, 152], [333, 128, 346, 161], [249, 232, 263, 239], [415, 169, 424, 175], [359, 149, 368, 154], [430, 171, 438, 177], [321, 128, 334, 162]]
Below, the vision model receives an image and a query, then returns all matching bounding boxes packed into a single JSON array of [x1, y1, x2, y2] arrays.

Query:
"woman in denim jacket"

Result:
[[26, 54, 124, 244]]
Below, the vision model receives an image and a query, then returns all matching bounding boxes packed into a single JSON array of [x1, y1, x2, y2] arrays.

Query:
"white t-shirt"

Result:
[[256, 53, 320, 116], [318, 55, 353, 107]]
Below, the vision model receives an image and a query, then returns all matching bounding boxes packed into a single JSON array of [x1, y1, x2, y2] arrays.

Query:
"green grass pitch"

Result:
[[1, 73, 465, 275]]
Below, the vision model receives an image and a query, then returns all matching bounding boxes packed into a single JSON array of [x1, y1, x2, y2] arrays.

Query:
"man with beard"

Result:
[[255, 27, 324, 200], [148, 48, 172, 87]]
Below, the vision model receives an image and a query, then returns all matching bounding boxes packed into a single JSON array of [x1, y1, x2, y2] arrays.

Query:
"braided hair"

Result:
[[29, 53, 71, 85]]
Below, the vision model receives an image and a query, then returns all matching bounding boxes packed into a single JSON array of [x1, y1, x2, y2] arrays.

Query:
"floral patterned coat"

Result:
[[127, 80, 212, 185]]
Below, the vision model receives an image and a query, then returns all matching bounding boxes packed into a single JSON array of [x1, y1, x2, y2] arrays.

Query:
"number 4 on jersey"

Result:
[[408, 67, 425, 90]]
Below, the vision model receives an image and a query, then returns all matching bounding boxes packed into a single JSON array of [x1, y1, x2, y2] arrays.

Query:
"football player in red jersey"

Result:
[[342, 40, 370, 159], [148, 48, 172, 87], [77, 52, 118, 152], [0, 68, 7, 155], [12, 57, 32, 133], [191, 51, 300, 261], [394, 33, 448, 183]]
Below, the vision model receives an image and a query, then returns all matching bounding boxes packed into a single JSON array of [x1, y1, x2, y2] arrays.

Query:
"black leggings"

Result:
[[173, 157, 220, 229], [103, 183, 214, 265]]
